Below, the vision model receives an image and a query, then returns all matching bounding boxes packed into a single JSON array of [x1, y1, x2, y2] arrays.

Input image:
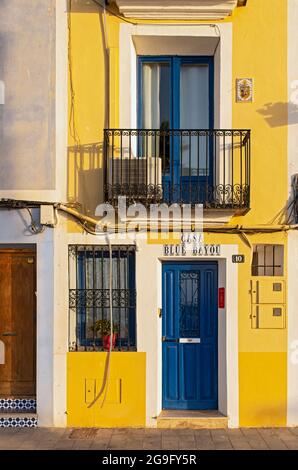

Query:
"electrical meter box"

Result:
[[250, 278, 286, 330], [251, 304, 286, 329], [250, 279, 285, 304], [40, 205, 55, 226]]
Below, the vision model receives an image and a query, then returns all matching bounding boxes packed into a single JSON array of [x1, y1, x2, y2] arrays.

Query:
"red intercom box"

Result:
[[218, 288, 225, 308]]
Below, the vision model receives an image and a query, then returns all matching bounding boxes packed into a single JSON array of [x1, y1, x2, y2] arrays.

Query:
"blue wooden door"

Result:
[[162, 262, 218, 410]]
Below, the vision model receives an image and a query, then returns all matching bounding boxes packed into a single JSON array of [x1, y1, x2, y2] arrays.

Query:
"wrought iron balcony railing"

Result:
[[104, 129, 251, 210]]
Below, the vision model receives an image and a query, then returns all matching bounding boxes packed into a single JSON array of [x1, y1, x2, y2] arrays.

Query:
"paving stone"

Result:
[[161, 429, 180, 438], [282, 439, 298, 450], [142, 436, 162, 450], [0, 443, 22, 450], [90, 439, 110, 450], [258, 429, 288, 450], [161, 437, 180, 450], [112, 428, 130, 435], [194, 429, 212, 439], [176, 429, 196, 436], [1, 426, 298, 450], [125, 439, 144, 450], [72, 439, 94, 450], [210, 429, 231, 442], [210, 430, 233, 450], [240, 428, 269, 450], [179, 439, 196, 450], [128, 428, 146, 436], [69, 428, 98, 440], [0, 428, 21, 436], [228, 438, 251, 450], [289, 427, 298, 437], [108, 437, 129, 449], [226, 429, 251, 450], [54, 439, 75, 450], [144, 428, 162, 436], [19, 441, 40, 450], [36, 441, 57, 450], [195, 439, 216, 450], [94, 428, 114, 439], [274, 428, 297, 441]]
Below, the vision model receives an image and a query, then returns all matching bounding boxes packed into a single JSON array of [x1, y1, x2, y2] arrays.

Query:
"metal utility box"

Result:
[[250, 279, 285, 304], [251, 304, 286, 329], [250, 278, 286, 330]]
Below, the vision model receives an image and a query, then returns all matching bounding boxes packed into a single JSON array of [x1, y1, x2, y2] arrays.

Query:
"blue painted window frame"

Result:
[[75, 247, 136, 350], [137, 55, 214, 130], [137, 56, 215, 190]]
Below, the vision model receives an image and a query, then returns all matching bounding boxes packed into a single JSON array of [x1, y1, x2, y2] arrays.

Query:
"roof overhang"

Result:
[[114, 1, 245, 20]]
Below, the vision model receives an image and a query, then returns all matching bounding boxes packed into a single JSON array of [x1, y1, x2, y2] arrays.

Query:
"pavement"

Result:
[[1, 427, 298, 450]]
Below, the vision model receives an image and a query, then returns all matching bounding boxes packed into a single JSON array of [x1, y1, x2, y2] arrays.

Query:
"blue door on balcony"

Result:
[[162, 262, 218, 410], [138, 56, 214, 203]]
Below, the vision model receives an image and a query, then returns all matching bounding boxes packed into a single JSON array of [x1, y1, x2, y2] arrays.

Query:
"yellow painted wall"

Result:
[[67, 5, 119, 221], [239, 353, 287, 427], [232, 0, 288, 226], [232, 0, 288, 427], [67, 352, 146, 427]]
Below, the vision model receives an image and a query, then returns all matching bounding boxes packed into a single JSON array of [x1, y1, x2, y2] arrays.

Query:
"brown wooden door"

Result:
[[0, 250, 36, 397]]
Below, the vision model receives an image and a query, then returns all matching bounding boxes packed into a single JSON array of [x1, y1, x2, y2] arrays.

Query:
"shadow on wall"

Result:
[[257, 102, 298, 127], [268, 195, 296, 226], [67, 142, 104, 217]]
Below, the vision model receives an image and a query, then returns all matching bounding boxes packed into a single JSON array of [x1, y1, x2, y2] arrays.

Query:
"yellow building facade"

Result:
[[1, 0, 297, 430], [64, 0, 296, 429]]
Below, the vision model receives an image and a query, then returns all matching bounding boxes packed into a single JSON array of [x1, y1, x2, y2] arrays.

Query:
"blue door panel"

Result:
[[164, 269, 176, 338], [180, 343, 199, 401], [162, 262, 218, 410], [200, 344, 215, 401], [164, 344, 179, 402], [203, 269, 215, 338]]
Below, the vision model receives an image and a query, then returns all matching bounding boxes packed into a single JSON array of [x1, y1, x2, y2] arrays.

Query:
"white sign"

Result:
[[164, 233, 221, 257]]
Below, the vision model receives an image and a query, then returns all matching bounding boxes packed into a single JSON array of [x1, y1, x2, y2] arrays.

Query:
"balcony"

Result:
[[104, 129, 251, 215]]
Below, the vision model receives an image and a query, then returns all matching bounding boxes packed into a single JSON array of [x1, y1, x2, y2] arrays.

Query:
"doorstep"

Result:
[[157, 410, 228, 429]]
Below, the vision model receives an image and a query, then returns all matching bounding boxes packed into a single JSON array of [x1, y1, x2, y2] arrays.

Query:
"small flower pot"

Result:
[[103, 333, 117, 351]]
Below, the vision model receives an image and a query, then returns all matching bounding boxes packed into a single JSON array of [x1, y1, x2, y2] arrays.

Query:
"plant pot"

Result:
[[103, 333, 117, 351]]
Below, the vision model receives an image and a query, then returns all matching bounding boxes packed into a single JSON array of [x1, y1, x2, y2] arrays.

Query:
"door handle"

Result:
[[1, 332, 17, 337], [162, 336, 178, 342]]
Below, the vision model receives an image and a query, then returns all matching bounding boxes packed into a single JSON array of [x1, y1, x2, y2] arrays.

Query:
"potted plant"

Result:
[[93, 319, 119, 351]]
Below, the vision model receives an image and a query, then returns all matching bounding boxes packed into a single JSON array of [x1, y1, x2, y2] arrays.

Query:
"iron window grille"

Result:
[[68, 245, 136, 351], [251, 245, 284, 277]]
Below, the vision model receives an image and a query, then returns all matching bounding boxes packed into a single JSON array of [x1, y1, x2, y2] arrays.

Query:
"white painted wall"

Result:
[[0, 0, 68, 427], [0, 210, 55, 426], [51, 0, 68, 427], [0, 0, 56, 191], [287, 0, 298, 427]]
